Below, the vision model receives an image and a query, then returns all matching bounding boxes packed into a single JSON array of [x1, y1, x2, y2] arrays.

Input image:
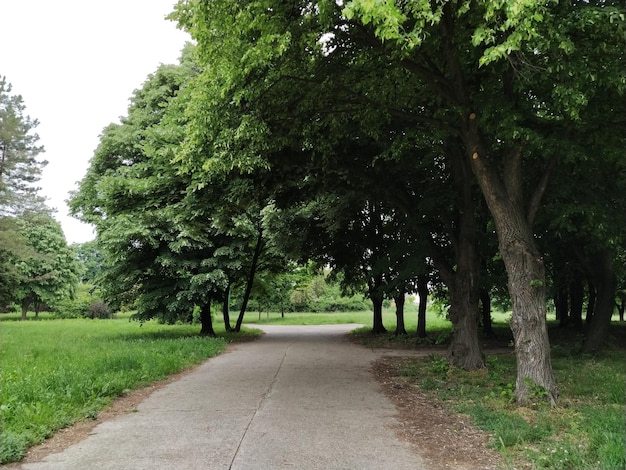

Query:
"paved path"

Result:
[[17, 325, 430, 470]]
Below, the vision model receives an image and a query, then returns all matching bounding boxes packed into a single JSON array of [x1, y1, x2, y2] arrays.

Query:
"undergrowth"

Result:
[[396, 343, 625, 470]]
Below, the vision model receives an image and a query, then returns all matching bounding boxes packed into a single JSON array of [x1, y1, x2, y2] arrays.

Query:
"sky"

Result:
[[1, 1, 191, 244]]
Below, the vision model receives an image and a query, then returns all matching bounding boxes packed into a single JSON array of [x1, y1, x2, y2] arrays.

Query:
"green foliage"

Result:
[[0, 317, 259, 463], [53, 283, 100, 319], [0, 76, 46, 215], [71, 241, 104, 283], [11, 212, 79, 315]]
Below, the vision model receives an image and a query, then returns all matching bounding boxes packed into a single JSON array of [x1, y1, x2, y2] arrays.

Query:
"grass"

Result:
[[393, 329, 626, 470], [0, 316, 259, 463], [3, 306, 622, 468]]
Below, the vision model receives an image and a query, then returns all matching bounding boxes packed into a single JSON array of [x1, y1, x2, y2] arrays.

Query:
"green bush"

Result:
[[53, 284, 107, 319], [87, 301, 111, 319]]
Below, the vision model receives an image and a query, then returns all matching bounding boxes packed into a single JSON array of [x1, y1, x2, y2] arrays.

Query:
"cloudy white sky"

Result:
[[1, 1, 190, 244]]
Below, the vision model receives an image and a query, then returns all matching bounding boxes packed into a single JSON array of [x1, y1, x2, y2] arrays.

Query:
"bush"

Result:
[[87, 301, 112, 319], [53, 284, 111, 319], [53, 284, 93, 318]]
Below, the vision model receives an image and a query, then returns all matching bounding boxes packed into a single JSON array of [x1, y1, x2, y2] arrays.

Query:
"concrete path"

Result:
[[16, 325, 430, 470]]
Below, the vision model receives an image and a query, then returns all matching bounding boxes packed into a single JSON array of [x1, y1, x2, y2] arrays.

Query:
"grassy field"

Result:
[[238, 305, 511, 329], [0, 315, 258, 463]]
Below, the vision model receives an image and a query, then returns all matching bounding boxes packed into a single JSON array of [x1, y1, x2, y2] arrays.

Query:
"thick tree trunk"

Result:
[[569, 274, 584, 328], [480, 288, 494, 338], [394, 290, 407, 335], [222, 284, 232, 331], [235, 228, 264, 332], [464, 122, 557, 404], [433, 146, 485, 370], [21, 300, 29, 321], [199, 302, 216, 337], [371, 295, 386, 334], [416, 275, 428, 338], [583, 249, 617, 353], [447, 274, 484, 370]]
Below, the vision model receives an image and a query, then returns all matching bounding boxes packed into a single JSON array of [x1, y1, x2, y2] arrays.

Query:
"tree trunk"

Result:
[[569, 274, 584, 328], [447, 274, 484, 370], [416, 275, 428, 338], [585, 279, 596, 325], [235, 227, 264, 332], [480, 288, 494, 338], [464, 123, 557, 404], [617, 291, 625, 322], [583, 249, 617, 353], [199, 302, 216, 337], [555, 286, 569, 328], [499, 215, 556, 404], [222, 284, 232, 331], [21, 300, 29, 321], [371, 291, 387, 334], [431, 145, 485, 370], [394, 290, 407, 335]]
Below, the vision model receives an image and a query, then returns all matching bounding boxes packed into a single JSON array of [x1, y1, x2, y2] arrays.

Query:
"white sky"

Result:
[[1, 1, 191, 244]]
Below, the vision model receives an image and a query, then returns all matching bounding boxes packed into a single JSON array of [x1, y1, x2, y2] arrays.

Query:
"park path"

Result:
[[16, 325, 431, 470]]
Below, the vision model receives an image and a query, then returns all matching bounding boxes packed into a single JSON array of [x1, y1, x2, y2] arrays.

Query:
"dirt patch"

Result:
[[372, 356, 506, 470]]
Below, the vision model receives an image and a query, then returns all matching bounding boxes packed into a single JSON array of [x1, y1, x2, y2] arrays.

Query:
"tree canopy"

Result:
[[69, 0, 625, 404]]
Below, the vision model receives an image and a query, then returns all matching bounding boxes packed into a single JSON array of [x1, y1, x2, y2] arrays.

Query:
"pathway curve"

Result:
[[17, 324, 431, 470]]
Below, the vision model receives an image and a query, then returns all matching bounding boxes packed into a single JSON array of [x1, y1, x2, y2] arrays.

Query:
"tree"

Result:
[[72, 240, 105, 283], [0, 76, 47, 215], [343, 0, 625, 403], [70, 46, 287, 334], [174, 0, 493, 367], [14, 211, 79, 319]]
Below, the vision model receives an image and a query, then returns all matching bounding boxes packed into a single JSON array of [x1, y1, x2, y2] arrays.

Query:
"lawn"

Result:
[[0, 316, 258, 463], [386, 324, 626, 470]]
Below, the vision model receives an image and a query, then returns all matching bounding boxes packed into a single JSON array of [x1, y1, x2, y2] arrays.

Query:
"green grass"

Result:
[[394, 338, 626, 470], [0, 317, 259, 463], [239, 305, 466, 329], [6, 305, 619, 469]]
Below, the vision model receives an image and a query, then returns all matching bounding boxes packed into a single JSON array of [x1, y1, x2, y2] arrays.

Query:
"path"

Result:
[[14, 324, 430, 470]]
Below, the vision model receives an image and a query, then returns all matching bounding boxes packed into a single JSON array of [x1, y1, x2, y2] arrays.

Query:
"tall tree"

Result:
[[174, 0, 492, 367], [14, 211, 79, 319], [343, 0, 625, 403], [0, 76, 46, 215]]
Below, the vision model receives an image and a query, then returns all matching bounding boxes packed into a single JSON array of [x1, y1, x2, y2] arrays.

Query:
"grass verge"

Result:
[[392, 338, 625, 470], [0, 318, 259, 463]]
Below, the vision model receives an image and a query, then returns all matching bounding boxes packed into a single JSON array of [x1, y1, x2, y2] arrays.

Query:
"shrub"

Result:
[[88, 301, 112, 319]]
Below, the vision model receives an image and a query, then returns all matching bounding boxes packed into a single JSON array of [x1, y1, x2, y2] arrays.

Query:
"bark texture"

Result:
[[463, 118, 557, 403]]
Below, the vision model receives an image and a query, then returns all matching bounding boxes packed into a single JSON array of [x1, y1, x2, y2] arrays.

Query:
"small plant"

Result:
[[428, 355, 449, 374], [523, 377, 550, 401]]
